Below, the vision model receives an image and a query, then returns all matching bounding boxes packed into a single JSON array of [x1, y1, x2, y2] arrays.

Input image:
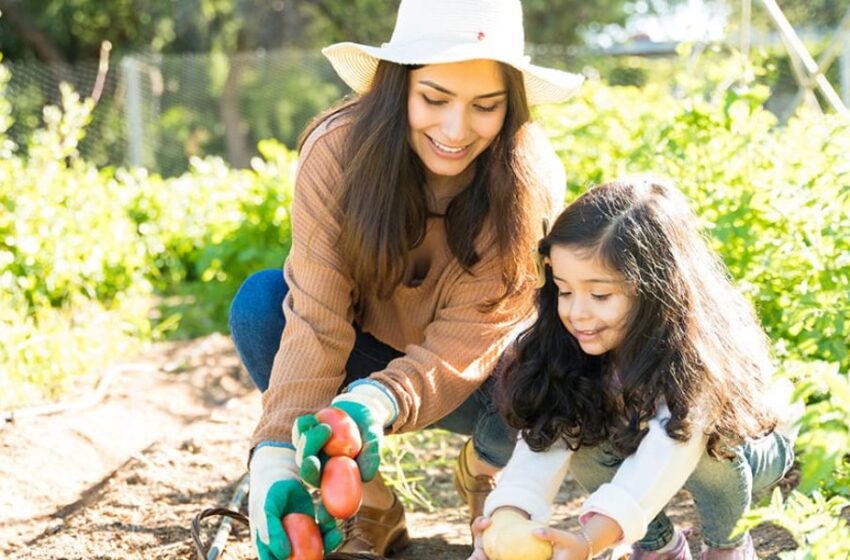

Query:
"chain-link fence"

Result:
[[5, 48, 349, 176], [4, 39, 847, 176], [6, 44, 677, 176]]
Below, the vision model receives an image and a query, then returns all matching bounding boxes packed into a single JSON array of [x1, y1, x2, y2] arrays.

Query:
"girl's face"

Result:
[[407, 60, 508, 183], [548, 245, 636, 356]]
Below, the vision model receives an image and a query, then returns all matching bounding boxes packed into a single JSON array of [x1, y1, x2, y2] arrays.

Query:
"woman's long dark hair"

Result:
[[500, 180, 778, 458], [300, 60, 548, 306]]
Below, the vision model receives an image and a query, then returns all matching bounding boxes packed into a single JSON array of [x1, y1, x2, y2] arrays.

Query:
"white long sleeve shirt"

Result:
[[483, 378, 802, 545], [483, 403, 706, 545]]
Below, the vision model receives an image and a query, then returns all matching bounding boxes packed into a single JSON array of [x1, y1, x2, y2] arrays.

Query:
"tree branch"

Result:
[[0, 0, 69, 70]]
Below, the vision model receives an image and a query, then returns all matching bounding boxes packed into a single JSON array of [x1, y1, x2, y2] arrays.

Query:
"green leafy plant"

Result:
[[735, 488, 850, 559], [782, 360, 850, 495], [0, 59, 298, 406]]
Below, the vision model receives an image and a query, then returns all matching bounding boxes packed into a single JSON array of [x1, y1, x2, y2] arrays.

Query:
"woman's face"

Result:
[[548, 245, 636, 356], [407, 60, 508, 182]]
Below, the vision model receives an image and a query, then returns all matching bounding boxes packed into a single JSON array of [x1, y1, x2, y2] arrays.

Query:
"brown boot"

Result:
[[325, 492, 410, 559], [453, 439, 496, 524]]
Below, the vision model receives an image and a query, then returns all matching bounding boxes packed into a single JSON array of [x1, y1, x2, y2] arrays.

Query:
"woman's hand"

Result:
[[293, 382, 396, 488], [248, 445, 343, 560], [532, 527, 593, 560], [467, 515, 492, 560]]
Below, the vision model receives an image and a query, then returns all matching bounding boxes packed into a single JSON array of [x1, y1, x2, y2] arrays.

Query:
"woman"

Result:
[[228, 1, 583, 558]]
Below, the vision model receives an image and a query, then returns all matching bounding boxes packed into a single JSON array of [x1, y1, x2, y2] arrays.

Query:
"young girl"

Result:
[[470, 180, 800, 560]]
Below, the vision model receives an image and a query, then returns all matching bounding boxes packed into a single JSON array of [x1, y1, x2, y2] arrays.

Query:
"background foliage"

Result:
[[3, 0, 844, 177], [0, 62, 296, 406]]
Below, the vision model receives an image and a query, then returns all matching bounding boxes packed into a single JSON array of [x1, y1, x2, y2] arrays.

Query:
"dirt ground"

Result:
[[0, 334, 797, 559]]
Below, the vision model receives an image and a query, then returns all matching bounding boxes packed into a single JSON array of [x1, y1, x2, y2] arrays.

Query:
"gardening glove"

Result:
[[293, 379, 398, 486], [248, 444, 344, 560]]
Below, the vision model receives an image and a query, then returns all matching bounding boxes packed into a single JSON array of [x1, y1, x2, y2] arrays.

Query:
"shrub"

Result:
[[0, 64, 296, 407], [538, 77, 850, 373]]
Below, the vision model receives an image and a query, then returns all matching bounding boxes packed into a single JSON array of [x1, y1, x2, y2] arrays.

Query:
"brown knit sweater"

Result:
[[251, 116, 565, 447]]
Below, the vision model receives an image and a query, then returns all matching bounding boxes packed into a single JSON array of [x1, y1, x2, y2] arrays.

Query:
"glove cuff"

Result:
[[332, 379, 398, 428], [250, 442, 299, 477]]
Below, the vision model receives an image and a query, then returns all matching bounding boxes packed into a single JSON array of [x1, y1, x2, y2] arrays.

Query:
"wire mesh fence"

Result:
[[3, 39, 846, 176], [7, 44, 656, 176], [5, 47, 349, 176]]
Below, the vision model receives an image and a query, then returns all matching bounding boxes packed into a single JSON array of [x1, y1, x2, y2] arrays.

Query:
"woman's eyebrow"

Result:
[[418, 80, 507, 99]]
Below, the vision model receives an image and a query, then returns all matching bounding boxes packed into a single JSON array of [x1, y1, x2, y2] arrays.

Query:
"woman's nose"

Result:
[[441, 106, 469, 143]]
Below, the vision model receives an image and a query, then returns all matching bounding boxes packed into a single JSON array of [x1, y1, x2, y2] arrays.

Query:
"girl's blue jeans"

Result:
[[228, 269, 516, 467], [570, 432, 795, 549], [230, 270, 794, 548]]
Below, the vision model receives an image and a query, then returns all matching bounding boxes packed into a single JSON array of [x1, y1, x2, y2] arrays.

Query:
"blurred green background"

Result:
[[1, 0, 848, 176]]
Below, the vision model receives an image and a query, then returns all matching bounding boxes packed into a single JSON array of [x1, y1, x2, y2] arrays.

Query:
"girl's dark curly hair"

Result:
[[499, 180, 778, 458]]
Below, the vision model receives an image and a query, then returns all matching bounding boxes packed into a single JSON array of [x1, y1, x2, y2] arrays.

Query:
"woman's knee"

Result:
[[229, 269, 288, 391], [473, 425, 517, 468], [229, 269, 287, 335], [747, 432, 795, 493]]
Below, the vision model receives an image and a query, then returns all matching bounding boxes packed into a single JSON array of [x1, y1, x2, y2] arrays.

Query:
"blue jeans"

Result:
[[569, 432, 795, 549], [228, 269, 517, 467]]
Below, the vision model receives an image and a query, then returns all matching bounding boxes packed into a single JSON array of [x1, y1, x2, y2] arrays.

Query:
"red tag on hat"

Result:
[[477, 31, 486, 41]]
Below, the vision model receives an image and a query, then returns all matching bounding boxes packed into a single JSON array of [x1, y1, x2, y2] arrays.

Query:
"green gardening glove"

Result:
[[292, 415, 332, 487], [249, 444, 343, 559], [331, 380, 398, 482], [293, 381, 398, 487], [331, 400, 382, 482]]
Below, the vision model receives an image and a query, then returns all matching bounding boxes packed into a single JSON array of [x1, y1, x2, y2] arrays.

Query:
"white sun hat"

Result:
[[321, 0, 584, 105]]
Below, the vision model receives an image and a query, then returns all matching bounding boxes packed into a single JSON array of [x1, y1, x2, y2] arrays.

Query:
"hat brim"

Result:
[[322, 41, 584, 105]]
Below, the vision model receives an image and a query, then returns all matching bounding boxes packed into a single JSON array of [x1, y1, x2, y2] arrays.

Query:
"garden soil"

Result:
[[0, 334, 797, 559]]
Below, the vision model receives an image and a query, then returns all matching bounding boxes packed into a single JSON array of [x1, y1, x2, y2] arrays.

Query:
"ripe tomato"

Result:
[[315, 407, 362, 458], [320, 456, 363, 519], [281, 512, 323, 560]]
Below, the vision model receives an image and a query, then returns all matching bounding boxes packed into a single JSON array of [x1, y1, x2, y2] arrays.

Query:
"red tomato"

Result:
[[316, 407, 363, 458], [320, 456, 363, 519], [281, 512, 323, 560]]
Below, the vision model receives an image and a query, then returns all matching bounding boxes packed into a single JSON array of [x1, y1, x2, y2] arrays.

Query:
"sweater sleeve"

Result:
[[251, 122, 356, 447], [580, 404, 707, 545], [371, 245, 535, 433], [483, 437, 572, 523]]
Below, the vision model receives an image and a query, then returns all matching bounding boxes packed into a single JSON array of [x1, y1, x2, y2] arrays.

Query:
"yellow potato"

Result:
[[482, 509, 553, 560]]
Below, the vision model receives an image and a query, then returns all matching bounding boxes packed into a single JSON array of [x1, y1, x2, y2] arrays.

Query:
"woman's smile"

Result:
[[407, 60, 508, 184], [426, 134, 471, 158]]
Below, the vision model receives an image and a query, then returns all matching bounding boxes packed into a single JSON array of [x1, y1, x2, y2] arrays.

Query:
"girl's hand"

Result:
[[467, 516, 492, 560], [532, 527, 592, 560]]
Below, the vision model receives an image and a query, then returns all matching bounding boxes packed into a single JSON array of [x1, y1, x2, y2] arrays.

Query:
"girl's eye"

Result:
[[592, 294, 611, 301], [422, 94, 446, 106], [558, 291, 572, 298], [474, 102, 501, 113]]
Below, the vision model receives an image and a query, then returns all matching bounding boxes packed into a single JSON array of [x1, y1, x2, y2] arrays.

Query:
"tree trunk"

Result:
[[218, 54, 252, 169], [0, 0, 72, 83]]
